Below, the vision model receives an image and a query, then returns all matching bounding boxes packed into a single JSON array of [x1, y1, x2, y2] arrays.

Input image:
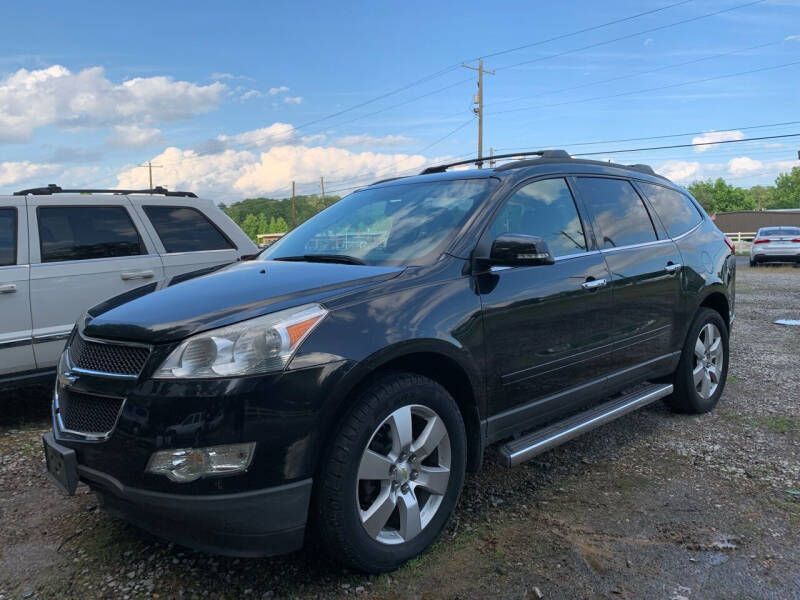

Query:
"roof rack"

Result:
[[624, 164, 656, 176], [13, 184, 197, 198], [420, 150, 571, 174]]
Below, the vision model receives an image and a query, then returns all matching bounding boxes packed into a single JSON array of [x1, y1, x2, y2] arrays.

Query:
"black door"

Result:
[[478, 177, 615, 440], [571, 176, 683, 388]]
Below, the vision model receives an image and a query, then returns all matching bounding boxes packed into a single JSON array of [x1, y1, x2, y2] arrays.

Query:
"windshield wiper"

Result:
[[273, 254, 367, 265]]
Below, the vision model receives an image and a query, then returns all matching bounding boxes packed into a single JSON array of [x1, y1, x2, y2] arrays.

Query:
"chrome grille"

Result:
[[58, 390, 124, 436], [70, 334, 150, 377]]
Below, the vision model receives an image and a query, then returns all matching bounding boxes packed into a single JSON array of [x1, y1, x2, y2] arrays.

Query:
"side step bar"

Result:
[[498, 383, 673, 467]]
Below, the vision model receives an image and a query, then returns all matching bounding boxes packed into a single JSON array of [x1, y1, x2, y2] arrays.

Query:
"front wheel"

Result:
[[314, 372, 466, 573], [663, 308, 729, 414]]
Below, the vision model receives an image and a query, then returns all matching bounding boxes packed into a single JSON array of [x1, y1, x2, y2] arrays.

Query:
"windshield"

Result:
[[260, 178, 497, 266], [760, 227, 800, 237]]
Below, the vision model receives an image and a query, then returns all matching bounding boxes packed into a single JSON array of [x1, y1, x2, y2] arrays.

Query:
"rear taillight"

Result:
[[753, 238, 771, 244], [724, 237, 735, 253], [792, 238, 800, 243]]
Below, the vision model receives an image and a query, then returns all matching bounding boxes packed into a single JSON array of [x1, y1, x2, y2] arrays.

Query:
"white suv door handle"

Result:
[[121, 270, 155, 281], [0, 283, 17, 294], [664, 263, 682, 274], [581, 278, 607, 290]]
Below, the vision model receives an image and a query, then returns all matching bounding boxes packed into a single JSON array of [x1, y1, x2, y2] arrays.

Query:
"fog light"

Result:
[[146, 443, 256, 483]]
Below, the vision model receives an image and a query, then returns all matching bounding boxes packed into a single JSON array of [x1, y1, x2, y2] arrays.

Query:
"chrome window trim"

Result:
[[555, 249, 601, 262], [599, 238, 672, 254], [669, 220, 703, 242], [53, 384, 126, 442], [30, 253, 162, 268]]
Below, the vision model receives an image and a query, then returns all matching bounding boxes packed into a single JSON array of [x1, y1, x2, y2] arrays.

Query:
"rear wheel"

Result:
[[314, 372, 466, 573], [664, 308, 729, 414]]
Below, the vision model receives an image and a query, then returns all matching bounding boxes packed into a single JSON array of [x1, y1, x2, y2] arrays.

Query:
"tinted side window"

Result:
[[574, 177, 656, 248], [0, 208, 16, 266], [38, 206, 144, 263], [637, 182, 702, 238], [144, 206, 234, 253], [488, 178, 587, 257]]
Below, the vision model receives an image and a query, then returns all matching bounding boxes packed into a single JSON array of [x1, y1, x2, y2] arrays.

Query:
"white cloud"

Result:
[[0, 160, 59, 187], [643, 38, 653, 46], [691, 130, 745, 153], [268, 86, 290, 95], [211, 72, 235, 80], [241, 90, 264, 101], [337, 134, 414, 147], [115, 132, 444, 200], [726, 157, 797, 178], [106, 124, 164, 148], [216, 123, 298, 149], [283, 96, 303, 104], [0, 65, 226, 142], [785, 34, 800, 41], [656, 160, 705, 182]]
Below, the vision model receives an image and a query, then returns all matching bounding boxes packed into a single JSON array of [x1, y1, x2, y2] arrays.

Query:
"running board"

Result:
[[498, 383, 673, 467]]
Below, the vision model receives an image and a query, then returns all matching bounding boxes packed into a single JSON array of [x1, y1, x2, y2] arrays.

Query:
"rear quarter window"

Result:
[[0, 207, 17, 266], [637, 182, 702, 238], [143, 206, 234, 253]]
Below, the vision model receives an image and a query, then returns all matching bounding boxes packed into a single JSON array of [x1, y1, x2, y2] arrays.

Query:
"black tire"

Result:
[[749, 259, 755, 267], [663, 308, 729, 414], [313, 372, 466, 573]]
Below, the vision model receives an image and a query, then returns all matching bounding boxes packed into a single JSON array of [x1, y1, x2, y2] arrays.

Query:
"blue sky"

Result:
[[1, 0, 798, 200]]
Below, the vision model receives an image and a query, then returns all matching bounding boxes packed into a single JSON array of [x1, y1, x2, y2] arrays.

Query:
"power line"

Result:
[[488, 60, 800, 117], [571, 132, 800, 157], [485, 38, 786, 110], [472, 0, 693, 62], [494, 0, 767, 72], [493, 120, 800, 152]]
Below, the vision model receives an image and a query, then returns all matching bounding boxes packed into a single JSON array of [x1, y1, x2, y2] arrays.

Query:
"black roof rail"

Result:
[[420, 150, 571, 175], [625, 164, 657, 176], [13, 184, 197, 198]]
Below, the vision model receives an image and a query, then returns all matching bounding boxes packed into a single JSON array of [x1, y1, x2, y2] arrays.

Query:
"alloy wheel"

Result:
[[693, 323, 723, 400], [356, 404, 451, 545]]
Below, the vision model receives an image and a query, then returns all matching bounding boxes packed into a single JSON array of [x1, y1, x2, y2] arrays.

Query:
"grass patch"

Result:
[[757, 416, 797, 434]]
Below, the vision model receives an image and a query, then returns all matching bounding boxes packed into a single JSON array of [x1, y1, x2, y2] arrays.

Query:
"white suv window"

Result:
[[143, 206, 234, 253], [37, 206, 145, 263], [0, 207, 16, 266]]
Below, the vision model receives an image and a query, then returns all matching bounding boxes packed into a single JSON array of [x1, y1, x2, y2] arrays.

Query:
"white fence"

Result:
[[724, 232, 757, 254]]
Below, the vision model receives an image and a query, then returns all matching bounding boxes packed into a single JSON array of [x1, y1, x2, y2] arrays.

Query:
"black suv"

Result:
[[44, 151, 735, 573]]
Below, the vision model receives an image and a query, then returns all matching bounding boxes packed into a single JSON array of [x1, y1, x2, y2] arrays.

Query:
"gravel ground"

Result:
[[1, 263, 799, 600]]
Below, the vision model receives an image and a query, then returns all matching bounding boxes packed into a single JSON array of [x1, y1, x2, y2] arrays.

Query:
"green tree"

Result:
[[770, 167, 800, 209], [687, 178, 755, 213], [240, 213, 260, 242], [744, 185, 776, 211]]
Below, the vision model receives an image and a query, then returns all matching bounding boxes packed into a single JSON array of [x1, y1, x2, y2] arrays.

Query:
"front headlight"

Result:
[[153, 303, 327, 379]]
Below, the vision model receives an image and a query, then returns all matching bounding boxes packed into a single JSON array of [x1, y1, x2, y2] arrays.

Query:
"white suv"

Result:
[[0, 185, 257, 388]]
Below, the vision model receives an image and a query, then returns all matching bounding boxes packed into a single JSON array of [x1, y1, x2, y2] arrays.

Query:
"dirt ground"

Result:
[[1, 263, 798, 600]]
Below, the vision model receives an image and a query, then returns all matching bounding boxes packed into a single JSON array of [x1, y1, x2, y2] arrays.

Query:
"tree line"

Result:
[[220, 194, 341, 242], [687, 167, 800, 213], [221, 167, 800, 242]]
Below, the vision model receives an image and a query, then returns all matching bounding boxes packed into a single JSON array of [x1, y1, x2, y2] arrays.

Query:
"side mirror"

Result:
[[487, 234, 555, 267]]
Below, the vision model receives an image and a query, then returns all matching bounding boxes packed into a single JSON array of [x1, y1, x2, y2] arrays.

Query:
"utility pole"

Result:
[[135, 161, 163, 191], [320, 176, 326, 206], [291, 181, 296, 229], [489, 147, 495, 168], [462, 59, 494, 167]]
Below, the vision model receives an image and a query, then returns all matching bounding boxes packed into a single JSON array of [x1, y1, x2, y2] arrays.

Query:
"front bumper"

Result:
[[44, 432, 312, 556]]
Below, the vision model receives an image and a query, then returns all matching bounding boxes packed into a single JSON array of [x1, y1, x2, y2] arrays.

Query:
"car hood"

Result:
[[82, 260, 404, 344]]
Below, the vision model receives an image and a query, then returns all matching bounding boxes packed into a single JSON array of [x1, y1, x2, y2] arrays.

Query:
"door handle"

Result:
[[581, 278, 607, 290], [664, 262, 682, 274], [120, 270, 155, 281], [0, 283, 17, 294]]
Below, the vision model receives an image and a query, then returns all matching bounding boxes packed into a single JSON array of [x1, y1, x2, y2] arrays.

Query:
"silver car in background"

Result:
[[749, 226, 800, 267]]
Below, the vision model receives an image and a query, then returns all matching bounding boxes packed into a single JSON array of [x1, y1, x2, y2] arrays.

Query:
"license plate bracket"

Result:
[[43, 432, 79, 495]]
